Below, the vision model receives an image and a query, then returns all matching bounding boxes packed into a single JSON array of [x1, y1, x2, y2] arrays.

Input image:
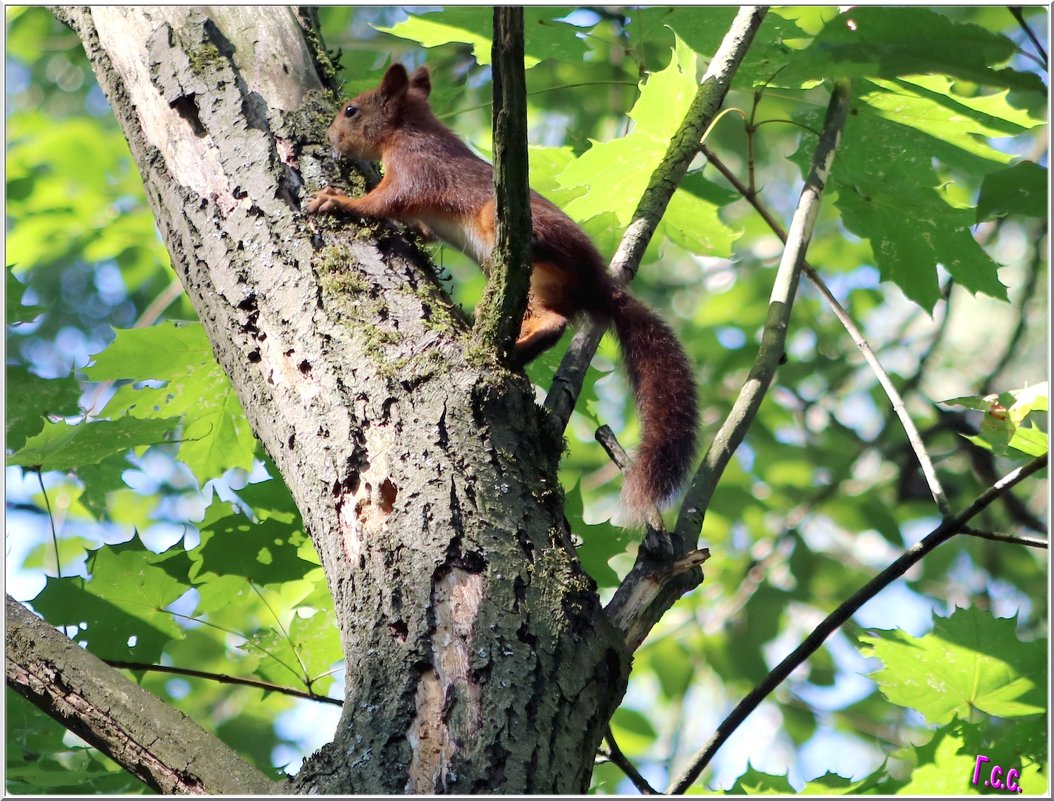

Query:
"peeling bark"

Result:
[[38, 7, 631, 794]]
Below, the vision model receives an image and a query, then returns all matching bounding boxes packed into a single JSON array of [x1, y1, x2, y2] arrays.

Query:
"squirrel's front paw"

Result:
[[306, 186, 349, 215]]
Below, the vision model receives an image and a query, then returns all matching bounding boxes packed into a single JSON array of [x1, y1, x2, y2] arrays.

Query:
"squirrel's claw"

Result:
[[306, 186, 348, 215]]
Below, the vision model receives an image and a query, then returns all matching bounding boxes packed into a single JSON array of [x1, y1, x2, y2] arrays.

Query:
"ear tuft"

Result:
[[409, 66, 432, 98], [379, 63, 409, 103]]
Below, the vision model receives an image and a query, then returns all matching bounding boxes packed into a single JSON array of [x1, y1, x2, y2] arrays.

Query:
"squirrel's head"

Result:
[[327, 63, 433, 160]]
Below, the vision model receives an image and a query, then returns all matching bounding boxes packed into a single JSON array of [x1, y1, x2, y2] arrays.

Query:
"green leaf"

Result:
[[84, 321, 258, 483], [378, 7, 587, 69], [30, 540, 193, 662], [900, 719, 1046, 795], [815, 102, 1008, 311], [728, 765, 796, 794], [779, 7, 1045, 94], [248, 608, 341, 693], [6, 263, 45, 324], [860, 77, 1041, 173], [943, 383, 1049, 458], [7, 416, 176, 472], [4, 364, 82, 452], [802, 762, 902, 795], [559, 34, 697, 223], [554, 36, 739, 257], [977, 161, 1048, 222], [860, 608, 1047, 725], [82, 320, 212, 382], [192, 515, 315, 585], [75, 454, 134, 519], [563, 481, 632, 589], [609, 707, 656, 754]]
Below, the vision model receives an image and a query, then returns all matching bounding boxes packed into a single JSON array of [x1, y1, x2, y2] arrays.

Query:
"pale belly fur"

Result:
[[416, 213, 493, 267]]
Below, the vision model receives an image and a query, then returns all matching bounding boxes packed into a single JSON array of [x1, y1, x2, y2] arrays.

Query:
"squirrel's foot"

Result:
[[306, 186, 351, 215]]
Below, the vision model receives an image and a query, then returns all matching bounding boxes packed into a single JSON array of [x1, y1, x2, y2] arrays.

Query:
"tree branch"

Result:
[[673, 79, 853, 545], [595, 424, 668, 549], [667, 453, 1048, 794], [543, 5, 769, 433], [700, 143, 953, 517], [602, 725, 659, 795], [960, 526, 1048, 549], [6, 596, 285, 795], [1009, 6, 1048, 70], [475, 7, 532, 364]]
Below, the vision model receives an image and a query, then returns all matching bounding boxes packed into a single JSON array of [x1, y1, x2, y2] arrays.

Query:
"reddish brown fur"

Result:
[[307, 64, 698, 521]]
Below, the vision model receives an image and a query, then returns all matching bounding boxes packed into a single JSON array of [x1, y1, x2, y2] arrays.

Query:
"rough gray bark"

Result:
[[41, 6, 628, 794]]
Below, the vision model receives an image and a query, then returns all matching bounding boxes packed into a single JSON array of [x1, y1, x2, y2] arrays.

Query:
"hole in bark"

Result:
[[378, 479, 397, 513], [247, 349, 262, 363], [287, 433, 295, 449], [299, 360, 312, 374], [388, 619, 408, 641], [170, 93, 206, 137]]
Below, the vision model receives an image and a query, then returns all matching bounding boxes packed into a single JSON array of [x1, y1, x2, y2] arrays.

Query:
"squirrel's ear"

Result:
[[409, 66, 431, 98], [379, 64, 409, 103]]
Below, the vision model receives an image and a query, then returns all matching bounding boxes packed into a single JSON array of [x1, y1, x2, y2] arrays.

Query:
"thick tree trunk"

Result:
[[47, 6, 628, 794]]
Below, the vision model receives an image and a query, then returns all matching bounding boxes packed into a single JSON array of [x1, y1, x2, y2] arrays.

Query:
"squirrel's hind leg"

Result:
[[513, 305, 568, 365], [510, 261, 578, 365]]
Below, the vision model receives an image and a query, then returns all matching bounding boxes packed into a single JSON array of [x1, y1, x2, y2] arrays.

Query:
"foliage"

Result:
[[5, 4, 1048, 796]]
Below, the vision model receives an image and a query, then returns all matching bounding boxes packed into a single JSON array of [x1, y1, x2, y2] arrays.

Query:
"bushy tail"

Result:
[[607, 290, 699, 524]]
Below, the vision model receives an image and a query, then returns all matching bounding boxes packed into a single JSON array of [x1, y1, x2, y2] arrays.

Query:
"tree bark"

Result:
[[36, 6, 628, 794]]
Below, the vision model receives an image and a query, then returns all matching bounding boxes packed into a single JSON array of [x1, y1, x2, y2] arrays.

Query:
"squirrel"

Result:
[[307, 63, 698, 522]]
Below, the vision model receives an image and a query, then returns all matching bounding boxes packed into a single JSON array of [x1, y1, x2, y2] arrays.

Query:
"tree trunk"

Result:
[[48, 6, 628, 794]]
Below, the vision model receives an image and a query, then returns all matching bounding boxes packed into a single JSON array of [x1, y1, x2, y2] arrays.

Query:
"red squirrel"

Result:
[[307, 63, 698, 521]]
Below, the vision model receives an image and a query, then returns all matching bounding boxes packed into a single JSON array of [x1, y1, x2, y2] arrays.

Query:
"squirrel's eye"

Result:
[[344, 105, 358, 118]]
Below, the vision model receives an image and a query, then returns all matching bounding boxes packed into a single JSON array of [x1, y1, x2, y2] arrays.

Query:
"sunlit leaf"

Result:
[[861, 608, 1047, 725]]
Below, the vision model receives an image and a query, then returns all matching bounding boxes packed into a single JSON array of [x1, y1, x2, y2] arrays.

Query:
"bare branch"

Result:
[[960, 526, 1048, 549], [476, 7, 532, 363], [6, 596, 285, 795], [595, 424, 668, 547], [594, 426, 712, 649], [602, 726, 659, 795], [667, 453, 1048, 794], [1009, 6, 1048, 70], [701, 143, 953, 517], [674, 79, 853, 545], [543, 6, 769, 433]]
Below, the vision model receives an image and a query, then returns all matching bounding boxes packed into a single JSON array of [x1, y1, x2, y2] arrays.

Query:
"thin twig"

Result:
[[1009, 7, 1048, 70], [35, 470, 62, 579], [960, 526, 1048, 550], [595, 424, 668, 549], [700, 144, 953, 518], [602, 726, 659, 795], [667, 453, 1048, 794], [104, 660, 343, 706], [674, 80, 853, 547]]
